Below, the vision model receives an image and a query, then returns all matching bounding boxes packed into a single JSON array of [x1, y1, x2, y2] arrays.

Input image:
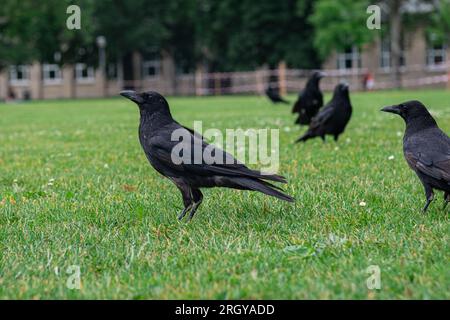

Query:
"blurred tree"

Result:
[[309, 0, 374, 59], [1, 0, 321, 81], [195, 0, 319, 72], [0, 0, 95, 97], [428, 0, 450, 43], [310, 0, 440, 88], [0, 1, 38, 69], [94, 0, 196, 74]]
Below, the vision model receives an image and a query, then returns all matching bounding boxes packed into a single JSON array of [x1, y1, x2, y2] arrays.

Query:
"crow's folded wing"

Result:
[[404, 132, 450, 184], [309, 104, 334, 131], [150, 132, 286, 182], [406, 152, 450, 183]]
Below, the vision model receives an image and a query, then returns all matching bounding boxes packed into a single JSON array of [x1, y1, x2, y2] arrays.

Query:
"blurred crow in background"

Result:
[[265, 85, 289, 104], [296, 82, 352, 143], [381, 100, 450, 212], [292, 71, 324, 125], [120, 90, 294, 221]]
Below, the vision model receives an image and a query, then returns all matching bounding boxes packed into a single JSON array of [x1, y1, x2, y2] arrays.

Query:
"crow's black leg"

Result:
[[443, 192, 449, 210], [174, 181, 193, 220], [334, 134, 339, 142], [422, 186, 434, 213], [321, 135, 326, 142], [187, 188, 203, 221], [178, 203, 192, 220]]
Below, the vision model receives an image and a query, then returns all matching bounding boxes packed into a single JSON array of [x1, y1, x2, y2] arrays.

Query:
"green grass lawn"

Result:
[[0, 90, 449, 299]]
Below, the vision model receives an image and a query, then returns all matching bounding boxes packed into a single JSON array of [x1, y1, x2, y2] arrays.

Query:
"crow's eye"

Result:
[[399, 104, 407, 113]]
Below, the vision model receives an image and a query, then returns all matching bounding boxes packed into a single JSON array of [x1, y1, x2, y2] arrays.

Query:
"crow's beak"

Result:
[[318, 71, 326, 78], [120, 90, 143, 104], [381, 105, 400, 115]]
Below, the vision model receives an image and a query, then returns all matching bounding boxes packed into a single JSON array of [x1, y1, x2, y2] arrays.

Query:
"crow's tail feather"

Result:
[[256, 172, 287, 183], [230, 177, 294, 202], [296, 131, 312, 143], [210, 165, 287, 183]]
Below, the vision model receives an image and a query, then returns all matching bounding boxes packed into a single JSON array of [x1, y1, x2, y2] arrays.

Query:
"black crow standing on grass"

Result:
[[381, 100, 450, 212], [120, 90, 294, 221], [292, 71, 324, 125], [296, 82, 352, 143], [265, 85, 289, 104]]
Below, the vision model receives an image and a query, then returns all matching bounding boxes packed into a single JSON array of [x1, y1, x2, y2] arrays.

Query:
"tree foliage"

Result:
[[195, 0, 319, 71], [309, 0, 377, 59], [1, 0, 321, 72], [1, 0, 446, 74], [427, 0, 450, 43], [0, 0, 95, 68]]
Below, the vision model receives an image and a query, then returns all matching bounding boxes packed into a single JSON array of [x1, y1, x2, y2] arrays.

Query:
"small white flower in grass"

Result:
[[388, 155, 395, 160], [13, 179, 18, 183], [104, 164, 109, 169], [346, 138, 351, 143], [334, 146, 339, 151], [359, 201, 367, 207], [283, 126, 291, 132], [396, 131, 402, 137]]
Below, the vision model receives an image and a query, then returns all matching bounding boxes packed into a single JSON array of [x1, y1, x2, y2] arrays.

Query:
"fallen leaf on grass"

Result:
[[123, 184, 137, 192]]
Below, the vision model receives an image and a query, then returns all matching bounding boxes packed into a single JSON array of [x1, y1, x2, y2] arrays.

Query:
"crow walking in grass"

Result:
[[381, 100, 450, 213], [296, 82, 352, 143], [265, 85, 289, 104], [292, 71, 324, 125], [120, 90, 294, 221]]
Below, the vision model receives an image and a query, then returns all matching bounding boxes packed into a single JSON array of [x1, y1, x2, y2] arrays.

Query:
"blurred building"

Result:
[[0, 51, 195, 100], [321, 26, 449, 91], [0, 27, 448, 100]]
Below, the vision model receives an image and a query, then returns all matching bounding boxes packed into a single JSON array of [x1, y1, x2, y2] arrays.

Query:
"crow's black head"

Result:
[[312, 71, 325, 80], [381, 100, 434, 123], [306, 71, 325, 90], [120, 90, 170, 114], [333, 82, 349, 95]]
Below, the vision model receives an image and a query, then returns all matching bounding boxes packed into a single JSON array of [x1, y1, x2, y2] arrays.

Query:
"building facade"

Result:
[[1, 26, 448, 100], [0, 51, 195, 100], [321, 26, 449, 91]]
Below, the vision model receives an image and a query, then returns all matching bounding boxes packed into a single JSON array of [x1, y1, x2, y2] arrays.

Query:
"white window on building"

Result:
[[43, 64, 62, 84], [75, 63, 95, 83], [380, 37, 406, 71], [9, 65, 30, 85], [337, 46, 361, 70], [427, 43, 447, 69]]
